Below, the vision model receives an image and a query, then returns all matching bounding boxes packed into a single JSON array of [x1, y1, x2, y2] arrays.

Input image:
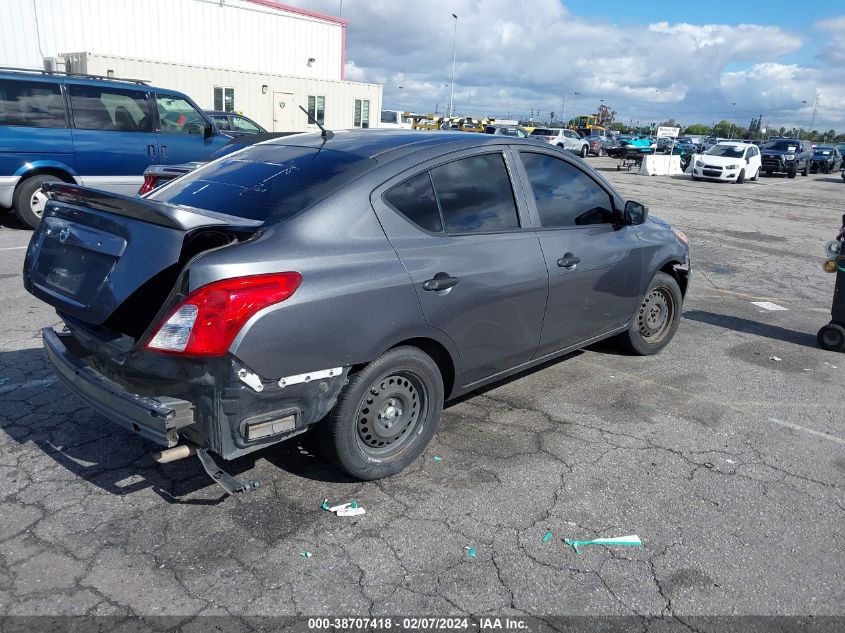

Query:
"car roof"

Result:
[[0, 69, 187, 96], [260, 129, 544, 161]]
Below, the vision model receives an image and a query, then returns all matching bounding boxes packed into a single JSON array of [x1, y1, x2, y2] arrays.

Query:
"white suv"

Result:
[[530, 128, 590, 158]]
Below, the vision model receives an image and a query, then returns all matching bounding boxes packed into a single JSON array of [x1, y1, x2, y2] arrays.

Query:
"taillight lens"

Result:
[[138, 175, 157, 195], [146, 273, 302, 356]]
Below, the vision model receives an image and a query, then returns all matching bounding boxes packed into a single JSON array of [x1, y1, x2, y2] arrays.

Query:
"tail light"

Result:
[[145, 272, 302, 356], [545, 136, 555, 140], [138, 175, 157, 195]]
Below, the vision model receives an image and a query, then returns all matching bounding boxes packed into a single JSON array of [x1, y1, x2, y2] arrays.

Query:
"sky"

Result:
[[289, 0, 845, 131]]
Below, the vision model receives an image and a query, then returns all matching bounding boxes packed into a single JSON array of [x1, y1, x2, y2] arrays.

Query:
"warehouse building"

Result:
[[2, 0, 382, 131]]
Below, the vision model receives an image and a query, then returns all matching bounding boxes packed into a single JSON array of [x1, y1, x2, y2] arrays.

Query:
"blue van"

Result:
[[0, 69, 231, 228]]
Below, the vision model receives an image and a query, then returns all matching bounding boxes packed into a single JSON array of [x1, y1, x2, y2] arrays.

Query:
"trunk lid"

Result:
[[23, 183, 262, 330]]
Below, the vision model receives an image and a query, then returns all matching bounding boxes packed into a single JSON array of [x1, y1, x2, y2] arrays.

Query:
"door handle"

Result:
[[423, 275, 459, 292], [557, 253, 581, 268], [147, 144, 156, 159]]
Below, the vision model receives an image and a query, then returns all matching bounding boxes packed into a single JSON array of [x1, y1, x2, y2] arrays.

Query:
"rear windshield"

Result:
[[530, 129, 554, 136], [148, 144, 376, 222]]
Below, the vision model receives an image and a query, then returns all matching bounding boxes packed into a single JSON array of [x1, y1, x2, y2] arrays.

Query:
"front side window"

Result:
[[232, 116, 260, 132], [0, 79, 65, 128], [156, 95, 206, 135], [520, 152, 615, 228], [210, 114, 231, 130], [69, 84, 151, 132], [430, 154, 520, 233], [353, 99, 370, 128], [307, 95, 326, 125], [383, 172, 442, 232]]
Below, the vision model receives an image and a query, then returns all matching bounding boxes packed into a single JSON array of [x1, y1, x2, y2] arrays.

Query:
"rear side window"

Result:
[[0, 79, 65, 128], [430, 154, 519, 233], [384, 172, 442, 232], [520, 152, 615, 227], [149, 144, 376, 222], [69, 84, 151, 132]]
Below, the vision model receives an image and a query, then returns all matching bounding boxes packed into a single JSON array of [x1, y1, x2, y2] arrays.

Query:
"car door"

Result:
[[513, 149, 644, 355], [67, 83, 157, 195], [371, 149, 549, 387], [154, 93, 225, 165]]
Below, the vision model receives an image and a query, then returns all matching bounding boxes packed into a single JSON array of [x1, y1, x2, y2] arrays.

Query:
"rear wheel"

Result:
[[580, 144, 588, 158], [752, 168, 760, 181], [817, 323, 845, 352], [802, 163, 809, 176], [321, 346, 444, 480], [598, 147, 606, 157], [736, 169, 746, 184], [617, 272, 683, 355], [13, 174, 64, 229]]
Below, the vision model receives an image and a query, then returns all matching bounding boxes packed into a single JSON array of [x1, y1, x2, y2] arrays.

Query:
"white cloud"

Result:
[[290, 0, 845, 130]]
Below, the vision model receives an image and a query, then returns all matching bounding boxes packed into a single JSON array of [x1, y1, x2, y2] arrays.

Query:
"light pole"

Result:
[[651, 89, 659, 134], [729, 102, 736, 138], [800, 100, 807, 138], [448, 13, 458, 117], [572, 91, 580, 127]]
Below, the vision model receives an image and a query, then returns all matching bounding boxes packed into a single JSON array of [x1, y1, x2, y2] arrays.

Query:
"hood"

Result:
[[700, 154, 744, 166], [647, 213, 672, 229]]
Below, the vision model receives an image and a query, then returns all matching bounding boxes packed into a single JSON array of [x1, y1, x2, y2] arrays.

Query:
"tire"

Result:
[[691, 174, 699, 181], [752, 168, 760, 181], [557, 143, 565, 148], [787, 165, 797, 179], [320, 346, 444, 480], [765, 170, 773, 177], [802, 163, 809, 177], [617, 272, 683, 355], [580, 144, 588, 158], [13, 174, 64, 229], [598, 147, 606, 157], [817, 323, 845, 352], [736, 169, 746, 184]]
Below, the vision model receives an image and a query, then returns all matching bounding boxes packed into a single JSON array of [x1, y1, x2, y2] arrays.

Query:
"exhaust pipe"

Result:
[[153, 445, 196, 464]]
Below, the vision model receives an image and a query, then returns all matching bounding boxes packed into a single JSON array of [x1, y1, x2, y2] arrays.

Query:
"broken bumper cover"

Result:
[[42, 327, 195, 448]]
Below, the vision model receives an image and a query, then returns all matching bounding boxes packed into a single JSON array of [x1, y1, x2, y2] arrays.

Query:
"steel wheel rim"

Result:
[[356, 371, 427, 457], [30, 189, 49, 218], [638, 286, 675, 343]]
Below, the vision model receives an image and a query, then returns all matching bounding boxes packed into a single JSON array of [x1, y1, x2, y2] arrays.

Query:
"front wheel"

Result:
[[321, 346, 444, 480], [752, 168, 760, 181], [13, 174, 64, 229], [580, 144, 588, 158], [617, 272, 683, 355], [788, 165, 797, 178], [736, 169, 746, 184]]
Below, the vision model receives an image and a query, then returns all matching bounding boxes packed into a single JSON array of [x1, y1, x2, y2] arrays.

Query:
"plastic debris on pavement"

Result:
[[769, 356, 782, 362], [564, 535, 643, 554], [322, 499, 366, 517], [542, 532, 553, 543], [432, 455, 443, 462], [300, 551, 313, 558], [464, 546, 476, 558]]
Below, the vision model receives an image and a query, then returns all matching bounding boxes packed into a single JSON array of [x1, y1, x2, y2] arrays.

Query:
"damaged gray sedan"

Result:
[[23, 130, 690, 487]]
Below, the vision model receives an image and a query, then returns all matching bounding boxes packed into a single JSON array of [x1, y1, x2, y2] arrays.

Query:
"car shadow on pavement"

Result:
[[0, 347, 355, 505], [682, 309, 819, 348], [0, 211, 26, 230]]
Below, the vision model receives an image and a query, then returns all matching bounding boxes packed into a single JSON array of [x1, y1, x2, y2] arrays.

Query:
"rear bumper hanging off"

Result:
[[42, 327, 195, 447]]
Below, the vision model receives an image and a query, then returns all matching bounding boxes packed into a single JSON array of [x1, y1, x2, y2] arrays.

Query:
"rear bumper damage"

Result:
[[42, 326, 349, 460]]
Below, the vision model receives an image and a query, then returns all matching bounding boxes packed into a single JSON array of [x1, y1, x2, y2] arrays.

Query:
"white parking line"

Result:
[[0, 377, 57, 396], [0, 246, 27, 252], [751, 301, 789, 311], [769, 417, 845, 446]]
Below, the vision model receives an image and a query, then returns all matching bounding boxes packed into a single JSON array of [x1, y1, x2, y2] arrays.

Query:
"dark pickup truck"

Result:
[[761, 138, 812, 177]]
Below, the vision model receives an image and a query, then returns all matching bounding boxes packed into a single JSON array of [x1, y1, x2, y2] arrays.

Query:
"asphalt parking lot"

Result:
[[1, 159, 844, 626]]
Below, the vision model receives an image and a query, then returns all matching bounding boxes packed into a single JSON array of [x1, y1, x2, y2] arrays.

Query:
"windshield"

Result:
[[149, 144, 376, 222], [706, 145, 745, 158], [814, 148, 832, 155], [380, 111, 398, 124], [765, 140, 799, 152]]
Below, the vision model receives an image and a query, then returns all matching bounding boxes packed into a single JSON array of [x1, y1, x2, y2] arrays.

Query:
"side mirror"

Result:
[[624, 200, 648, 225], [204, 122, 214, 138]]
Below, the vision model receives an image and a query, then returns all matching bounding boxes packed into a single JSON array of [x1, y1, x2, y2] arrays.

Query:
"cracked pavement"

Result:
[[1, 161, 844, 626]]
